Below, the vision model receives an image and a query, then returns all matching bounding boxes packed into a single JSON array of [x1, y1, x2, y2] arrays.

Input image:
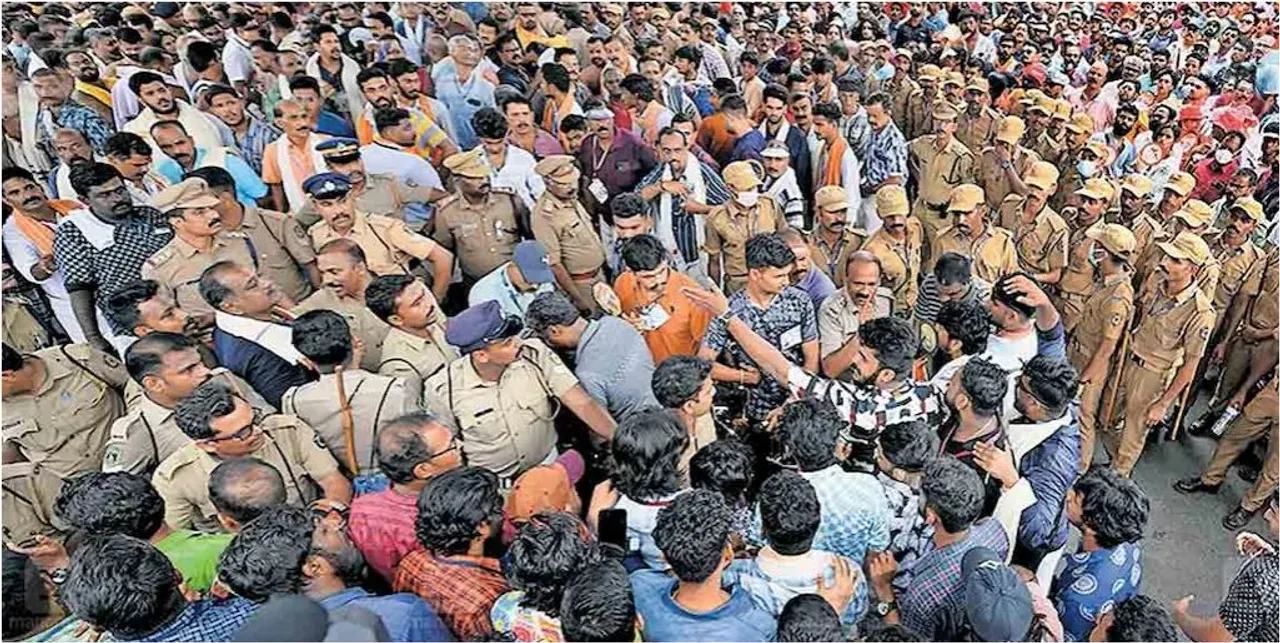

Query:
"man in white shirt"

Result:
[[221, 13, 259, 96], [471, 107, 544, 209]]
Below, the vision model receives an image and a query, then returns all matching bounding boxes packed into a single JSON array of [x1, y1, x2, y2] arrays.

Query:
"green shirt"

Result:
[[153, 529, 234, 594]]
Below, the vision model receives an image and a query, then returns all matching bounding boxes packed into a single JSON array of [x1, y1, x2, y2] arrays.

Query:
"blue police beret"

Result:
[[445, 300, 524, 354], [314, 137, 362, 161], [301, 172, 353, 199]]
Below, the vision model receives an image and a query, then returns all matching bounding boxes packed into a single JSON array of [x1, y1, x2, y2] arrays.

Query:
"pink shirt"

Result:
[[349, 488, 420, 583]]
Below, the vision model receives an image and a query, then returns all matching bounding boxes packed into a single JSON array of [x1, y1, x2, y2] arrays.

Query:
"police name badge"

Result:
[[638, 303, 671, 331]]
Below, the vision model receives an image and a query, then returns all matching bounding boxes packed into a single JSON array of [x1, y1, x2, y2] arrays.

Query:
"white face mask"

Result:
[[734, 189, 760, 207], [1214, 149, 1234, 165]]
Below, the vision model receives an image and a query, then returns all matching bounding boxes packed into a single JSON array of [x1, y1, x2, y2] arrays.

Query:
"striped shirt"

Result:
[[913, 275, 993, 324], [863, 122, 909, 188]]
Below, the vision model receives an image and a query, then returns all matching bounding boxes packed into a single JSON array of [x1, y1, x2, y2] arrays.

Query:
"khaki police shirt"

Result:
[[152, 415, 341, 532], [705, 195, 787, 281], [956, 107, 1003, 154], [977, 146, 1041, 210], [291, 288, 391, 372], [431, 188, 525, 281], [1242, 246, 1280, 333], [234, 205, 316, 303], [1031, 130, 1065, 165], [931, 224, 1020, 284], [423, 339, 579, 478], [141, 232, 258, 318], [295, 173, 439, 230], [281, 370, 418, 476], [1057, 219, 1106, 329], [1205, 233, 1262, 313], [103, 369, 271, 476], [903, 90, 943, 141], [310, 212, 441, 278], [1129, 212, 1165, 260], [1066, 272, 1135, 373], [860, 223, 923, 311], [3, 345, 128, 479], [2, 298, 49, 352], [817, 287, 895, 359], [999, 196, 1069, 278], [884, 77, 919, 132], [2, 461, 67, 547], [1129, 281, 1216, 373], [908, 135, 976, 208], [530, 191, 607, 276], [808, 228, 869, 288], [379, 325, 457, 389]]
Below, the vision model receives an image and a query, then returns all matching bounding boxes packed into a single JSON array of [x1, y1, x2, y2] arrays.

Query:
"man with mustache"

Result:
[[150, 121, 269, 208], [353, 67, 452, 163], [30, 67, 113, 161], [290, 239, 391, 373], [808, 186, 868, 289], [861, 185, 923, 311], [614, 234, 713, 363], [296, 138, 444, 232], [63, 49, 114, 124], [931, 184, 1019, 284], [1116, 175, 1163, 260], [46, 128, 96, 201], [909, 103, 976, 270], [816, 250, 893, 381], [997, 161, 1068, 288], [123, 71, 230, 153], [1055, 178, 1115, 331]]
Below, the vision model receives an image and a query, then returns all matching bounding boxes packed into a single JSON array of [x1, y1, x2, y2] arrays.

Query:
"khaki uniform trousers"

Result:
[[1212, 337, 1278, 411], [1077, 376, 1105, 472], [1200, 380, 1279, 511], [1107, 358, 1171, 475]]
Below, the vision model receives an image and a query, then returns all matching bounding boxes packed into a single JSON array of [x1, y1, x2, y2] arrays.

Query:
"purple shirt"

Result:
[[577, 128, 658, 213], [795, 267, 837, 309]]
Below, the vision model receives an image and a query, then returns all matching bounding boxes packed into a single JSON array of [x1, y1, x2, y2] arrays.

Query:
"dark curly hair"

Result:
[[217, 505, 313, 601], [921, 456, 985, 533], [1019, 355, 1079, 417], [858, 316, 917, 380], [415, 466, 503, 555], [745, 233, 796, 271], [879, 420, 939, 472], [777, 398, 844, 472], [959, 357, 1008, 418], [777, 594, 843, 642], [758, 471, 820, 556], [560, 560, 636, 642], [1074, 467, 1149, 549], [62, 535, 184, 640], [173, 380, 240, 440], [652, 355, 712, 409], [471, 106, 509, 139], [652, 489, 732, 583], [1106, 594, 1178, 642], [55, 472, 164, 539], [503, 512, 602, 617], [936, 300, 990, 356], [689, 439, 755, 508], [609, 409, 688, 502]]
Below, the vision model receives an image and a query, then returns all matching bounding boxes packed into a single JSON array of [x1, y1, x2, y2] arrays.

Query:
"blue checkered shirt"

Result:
[[137, 597, 257, 642], [38, 101, 114, 157], [232, 116, 282, 175], [895, 518, 1009, 640], [862, 122, 908, 188]]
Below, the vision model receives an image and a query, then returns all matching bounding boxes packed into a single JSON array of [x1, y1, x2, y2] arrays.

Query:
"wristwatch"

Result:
[[875, 600, 898, 617]]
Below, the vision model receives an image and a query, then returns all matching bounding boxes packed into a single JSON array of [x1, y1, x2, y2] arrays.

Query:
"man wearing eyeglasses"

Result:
[[154, 379, 352, 532]]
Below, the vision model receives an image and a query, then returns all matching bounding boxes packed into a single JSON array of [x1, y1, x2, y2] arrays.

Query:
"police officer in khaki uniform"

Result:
[[1019, 90, 1050, 143], [291, 239, 392, 372], [884, 50, 920, 130], [431, 148, 530, 285], [902, 65, 944, 142], [861, 185, 922, 310], [1049, 113, 1095, 213], [931, 184, 1019, 283], [2, 342, 128, 478], [807, 185, 867, 288], [142, 179, 259, 322], [531, 156, 607, 314], [998, 161, 1069, 286], [1154, 171, 1197, 227], [304, 173, 454, 304], [154, 380, 352, 532], [1031, 99, 1070, 165], [2, 296, 49, 353], [280, 311, 417, 479], [908, 103, 975, 264], [817, 250, 894, 380], [955, 77, 1002, 154], [1117, 174, 1164, 259], [1107, 232, 1216, 476], [1204, 198, 1264, 315], [295, 138, 446, 230], [423, 301, 616, 479], [1056, 178, 1115, 331], [366, 275, 457, 390], [1066, 224, 1136, 471], [706, 160, 787, 294], [1136, 200, 1216, 303], [2, 461, 66, 548], [978, 115, 1041, 210], [104, 332, 272, 476]]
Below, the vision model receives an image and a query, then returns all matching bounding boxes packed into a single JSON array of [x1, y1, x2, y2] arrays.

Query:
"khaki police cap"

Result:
[[1075, 178, 1115, 201], [944, 71, 965, 88], [1173, 200, 1214, 228], [918, 64, 942, 81], [723, 161, 763, 191], [1120, 174, 1154, 197], [1156, 231, 1213, 266], [1229, 197, 1265, 222], [1083, 140, 1112, 164], [1053, 99, 1071, 121], [1165, 172, 1196, 196], [1085, 223, 1137, 257], [1021, 89, 1046, 106], [535, 155, 581, 183], [1024, 161, 1060, 191], [875, 185, 910, 217], [443, 148, 489, 178], [814, 185, 848, 212], [948, 184, 986, 212], [153, 178, 220, 211], [1065, 113, 1094, 134], [1030, 94, 1055, 115], [995, 115, 1026, 145], [1006, 88, 1026, 105], [933, 103, 959, 121], [966, 76, 989, 93]]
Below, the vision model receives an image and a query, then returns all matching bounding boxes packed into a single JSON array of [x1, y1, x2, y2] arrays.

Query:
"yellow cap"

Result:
[[1086, 223, 1137, 257], [932, 103, 959, 121], [1065, 113, 1094, 134], [944, 71, 965, 88], [1029, 94, 1055, 115], [1053, 99, 1071, 121], [722, 161, 763, 191], [814, 185, 849, 212], [1156, 231, 1213, 266], [1120, 174, 1154, 197], [875, 185, 909, 217], [1084, 140, 1112, 165], [965, 77, 989, 93], [153, 178, 221, 212], [1229, 197, 1266, 222], [1021, 89, 1046, 106], [1075, 178, 1115, 201], [1023, 161, 1060, 191], [947, 184, 986, 212], [1173, 200, 1214, 228], [1164, 172, 1196, 196], [918, 64, 942, 81], [442, 148, 489, 179], [649, 6, 670, 19], [995, 115, 1026, 145], [534, 155, 581, 183]]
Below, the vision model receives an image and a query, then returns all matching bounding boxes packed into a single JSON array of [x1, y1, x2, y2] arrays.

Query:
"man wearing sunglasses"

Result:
[[155, 379, 352, 532]]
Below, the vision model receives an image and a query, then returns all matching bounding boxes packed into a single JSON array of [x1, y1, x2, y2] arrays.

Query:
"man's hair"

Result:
[[356, 66, 390, 90], [810, 57, 834, 75], [713, 78, 738, 98], [505, 512, 601, 617], [374, 107, 413, 132], [149, 119, 189, 141], [858, 317, 917, 380], [652, 356, 712, 409], [1, 166, 36, 187], [366, 11, 394, 29], [861, 624, 926, 641], [620, 73, 655, 102], [184, 166, 237, 194], [933, 252, 973, 286], [777, 398, 845, 472], [499, 92, 533, 113], [762, 83, 789, 106], [68, 162, 122, 198], [758, 471, 820, 556], [1, 344, 23, 372], [524, 292, 581, 335], [1074, 467, 1149, 548], [197, 261, 241, 311], [185, 40, 218, 73], [218, 505, 314, 600], [364, 274, 416, 322], [936, 300, 990, 355], [745, 233, 796, 270], [122, 332, 197, 385], [542, 62, 571, 92], [560, 560, 636, 642], [415, 466, 502, 555], [689, 439, 755, 508], [959, 357, 1007, 418], [126, 70, 166, 96], [291, 310, 353, 367], [720, 93, 748, 114], [104, 132, 152, 160], [879, 420, 940, 472], [620, 234, 666, 272], [1106, 595, 1178, 642], [560, 114, 588, 133], [386, 58, 418, 79], [652, 489, 731, 583], [992, 273, 1039, 319], [106, 279, 161, 335], [471, 106, 509, 139], [173, 380, 240, 440], [674, 44, 702, 64], [376, 412, 443, 484], [610, 410, 688, 502], [208, 458, 287, 525], [812, 101, 842, 122], [288, 75, 322, 94], [1020, 355, 1078, 416], [921, 456, 985, 533], [317, 238, 367, 266], [777, 594, 843, 642], [54, 472, 164, 539], [611, 191, 648, 221], [62, 535, 184, 639]]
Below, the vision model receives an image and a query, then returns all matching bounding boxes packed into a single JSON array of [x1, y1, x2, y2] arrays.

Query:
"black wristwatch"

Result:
[[875, 600, 898, 617]]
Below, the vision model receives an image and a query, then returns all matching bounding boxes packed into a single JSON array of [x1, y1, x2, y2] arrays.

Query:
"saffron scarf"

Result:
[[820, 136, 849, 188], [11, 200, 80, 256]]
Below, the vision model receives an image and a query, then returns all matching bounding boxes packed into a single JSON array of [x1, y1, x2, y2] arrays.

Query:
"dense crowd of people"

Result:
[[1, 1, 1278, 641]]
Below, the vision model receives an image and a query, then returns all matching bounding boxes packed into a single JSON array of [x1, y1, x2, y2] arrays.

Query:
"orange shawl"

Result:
[[11, 200, 80, 256], [541, 93, 574, 133], [820, 137, 849, 188]]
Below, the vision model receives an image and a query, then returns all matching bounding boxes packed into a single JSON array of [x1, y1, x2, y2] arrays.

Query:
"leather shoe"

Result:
[[1223, 506, 1257, 530], [1173, 477, 1220, 495]]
